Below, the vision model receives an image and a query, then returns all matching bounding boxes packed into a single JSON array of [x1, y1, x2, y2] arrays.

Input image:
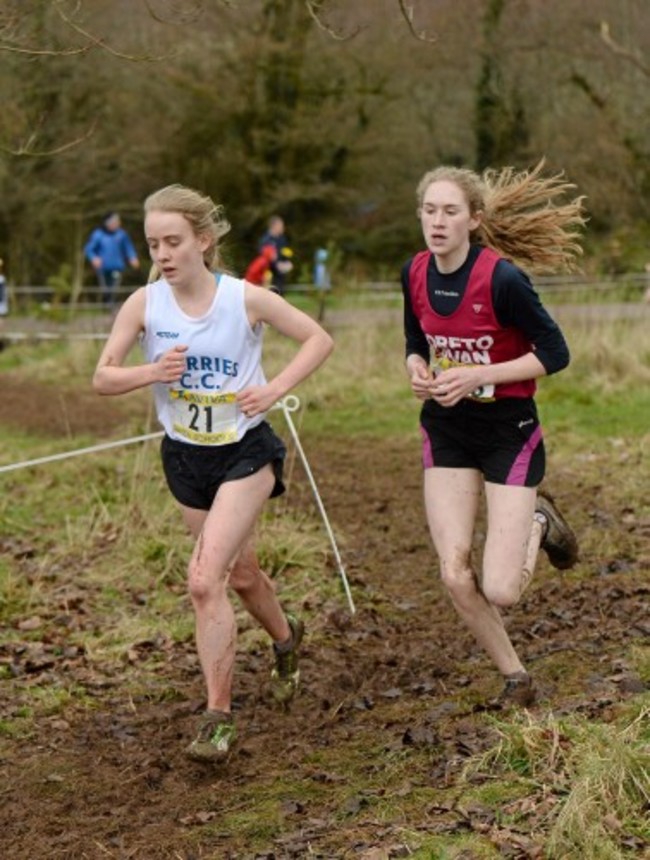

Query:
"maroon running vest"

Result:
[[408, 247, 536, 399]]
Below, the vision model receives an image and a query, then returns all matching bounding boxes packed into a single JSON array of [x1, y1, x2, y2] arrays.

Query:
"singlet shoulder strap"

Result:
[[470, 246, 501, 282]]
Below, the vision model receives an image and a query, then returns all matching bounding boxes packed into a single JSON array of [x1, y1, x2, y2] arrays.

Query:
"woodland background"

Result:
[[1, 5, 649, 857], [0, 0, 649, 288]]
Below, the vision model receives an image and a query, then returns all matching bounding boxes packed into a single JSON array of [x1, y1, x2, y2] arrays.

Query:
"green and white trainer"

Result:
[[185, 710, 236, 763], [270, 614, 305, 705]]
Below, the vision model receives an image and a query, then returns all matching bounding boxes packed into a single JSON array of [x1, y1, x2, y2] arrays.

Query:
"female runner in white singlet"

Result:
[[93, 185, 333, 762]]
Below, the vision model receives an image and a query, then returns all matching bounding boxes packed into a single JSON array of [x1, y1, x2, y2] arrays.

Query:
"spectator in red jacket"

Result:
[[245, 244, 277, 287]]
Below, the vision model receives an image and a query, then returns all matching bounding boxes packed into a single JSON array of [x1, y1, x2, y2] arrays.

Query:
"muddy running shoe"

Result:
[[270, 614, 305, 705], [185, 710, 236, 763], [499, 672, 536, 708], [536, 490, 579, 571]]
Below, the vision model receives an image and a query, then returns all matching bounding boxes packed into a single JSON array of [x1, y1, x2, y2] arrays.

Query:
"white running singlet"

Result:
[[142, 274, 267, 445]]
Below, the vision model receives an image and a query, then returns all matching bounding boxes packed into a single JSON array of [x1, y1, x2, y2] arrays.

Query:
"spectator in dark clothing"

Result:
[[259, 215, 293, 294]]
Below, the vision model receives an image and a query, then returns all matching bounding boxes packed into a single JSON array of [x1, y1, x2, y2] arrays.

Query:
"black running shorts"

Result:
[[420, 397, 545, 487], [161, 420, 286, 510]]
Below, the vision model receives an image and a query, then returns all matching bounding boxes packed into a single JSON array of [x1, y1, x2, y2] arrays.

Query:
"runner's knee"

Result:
[[230, 554, 268, 594], [187, 556, 228, 604], [440, 557, 477, 602], [482, 578, 521, 608]]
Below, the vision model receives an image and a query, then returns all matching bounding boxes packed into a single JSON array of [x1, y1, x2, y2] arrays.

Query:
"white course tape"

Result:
[[2, 332, 107, 341], [0, 395, 355, 613], [0, 432, 164, 473]]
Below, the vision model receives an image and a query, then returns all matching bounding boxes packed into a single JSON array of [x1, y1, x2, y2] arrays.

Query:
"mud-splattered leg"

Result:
[[181, 466, 276, 712]]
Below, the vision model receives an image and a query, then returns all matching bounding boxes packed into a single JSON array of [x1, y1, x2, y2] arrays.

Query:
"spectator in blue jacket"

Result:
[[84, 212, 140, 308]]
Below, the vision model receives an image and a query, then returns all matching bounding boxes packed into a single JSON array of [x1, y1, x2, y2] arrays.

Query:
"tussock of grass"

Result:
[[567, 319, 650, 390], [538, 316, 650, 441], [546, 708, 650, 857], [256, 510, 331, 580], [464, 704, 650, 859]]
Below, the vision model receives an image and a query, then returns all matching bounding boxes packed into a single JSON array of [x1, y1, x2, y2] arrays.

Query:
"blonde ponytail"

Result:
[[417, 160, 587, 273]]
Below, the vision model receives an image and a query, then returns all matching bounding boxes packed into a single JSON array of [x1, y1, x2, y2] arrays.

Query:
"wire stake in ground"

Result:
[[0, 396, 355, 614], [275, 396, 356, 615]]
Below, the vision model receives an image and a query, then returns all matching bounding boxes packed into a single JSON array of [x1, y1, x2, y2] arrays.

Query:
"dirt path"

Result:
[[1, 418, 647, 858], [1, 299, 649, 341]]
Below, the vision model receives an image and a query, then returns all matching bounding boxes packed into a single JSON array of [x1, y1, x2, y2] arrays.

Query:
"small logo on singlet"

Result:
[[472, 304, 483, 313], [156, 331, 180, 338], [518, 419, 534, 428]]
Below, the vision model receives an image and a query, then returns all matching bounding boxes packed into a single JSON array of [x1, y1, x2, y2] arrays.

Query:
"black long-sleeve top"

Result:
[[401, 245, 569, 375]]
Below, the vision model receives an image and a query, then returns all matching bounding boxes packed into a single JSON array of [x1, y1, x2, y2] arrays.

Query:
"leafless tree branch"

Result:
[[398, 0, 436, 43], [144, 0, 208, 26], [0, 42, 89, 56], [600, 20, 649, 77], [0, 1, 87, 56], [54, 0, 166, 61], [305, 1, 361, 41], [1, 121, 97, 158], [0, 0, 168, 60]]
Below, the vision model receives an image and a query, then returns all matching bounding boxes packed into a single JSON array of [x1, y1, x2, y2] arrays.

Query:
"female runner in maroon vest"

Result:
[[402, 162, 585, 706]]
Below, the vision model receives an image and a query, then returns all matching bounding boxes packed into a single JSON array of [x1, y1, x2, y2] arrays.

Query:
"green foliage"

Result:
[[1, 2, 649, 280], [475, 0, 530, 171], [584, 221, 650, 275], [45, 263, 74, 305]]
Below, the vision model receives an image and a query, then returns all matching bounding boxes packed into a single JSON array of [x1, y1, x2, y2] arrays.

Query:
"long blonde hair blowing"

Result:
[[416, 161, 587, 273], [144, 184, 231, 282]]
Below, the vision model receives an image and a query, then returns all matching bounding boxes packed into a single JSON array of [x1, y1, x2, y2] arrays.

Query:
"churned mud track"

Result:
[[1, 398, 647, 857]]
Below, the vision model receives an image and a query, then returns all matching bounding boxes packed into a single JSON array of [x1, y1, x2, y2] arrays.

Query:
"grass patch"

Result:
[[537, 315, 650, 441], [265, 322, 422, 438], [464, 703, 650, 859]]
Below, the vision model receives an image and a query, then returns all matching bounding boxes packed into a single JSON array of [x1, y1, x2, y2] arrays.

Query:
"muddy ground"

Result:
[[0, 375, 648, 860]]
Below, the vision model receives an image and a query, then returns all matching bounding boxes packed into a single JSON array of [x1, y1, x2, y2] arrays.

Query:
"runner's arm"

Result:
[[93, 288, 187, 395], [401, 261, 436, 399], [492, 261, 570, 374], [239, 283, 333, 414], [84, 229, 103, 269], [430, 349, 547, 407], [401, 261, 431, 363]]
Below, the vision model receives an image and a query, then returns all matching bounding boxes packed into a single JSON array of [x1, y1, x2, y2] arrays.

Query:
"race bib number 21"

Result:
[[169, 389, 238, 445]]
